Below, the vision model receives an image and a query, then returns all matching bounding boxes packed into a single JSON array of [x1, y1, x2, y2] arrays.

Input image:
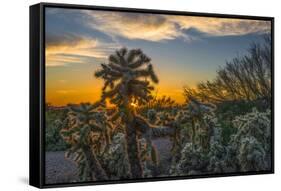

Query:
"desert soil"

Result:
[[45, 138, 172, 184]]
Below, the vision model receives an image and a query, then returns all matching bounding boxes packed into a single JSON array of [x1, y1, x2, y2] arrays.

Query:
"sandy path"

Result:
[[45, 138, 172, 184], [45, 151, 79, 184]]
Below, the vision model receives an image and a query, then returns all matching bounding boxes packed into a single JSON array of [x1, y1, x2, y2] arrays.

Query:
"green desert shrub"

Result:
[[45, 110, 69, 151]]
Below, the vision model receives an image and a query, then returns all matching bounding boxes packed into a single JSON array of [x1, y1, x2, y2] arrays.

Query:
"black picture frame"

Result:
[[30, 2, 275, 188]]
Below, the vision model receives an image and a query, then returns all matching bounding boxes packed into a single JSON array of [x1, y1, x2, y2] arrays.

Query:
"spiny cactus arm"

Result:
[[101, 84, 121, 99], [188, 95, 201, 105], [116, 48, 128, 66], [82, 144, 109, 180], [104, 129, 111, 150], [141, 84, 155, 94], [79, 125, 91, 144], [95, 63, 122, 79], [130, 79, 149, 86], [131, 87, 151, 102], [134, 115, 175, 138], [65, 145, 81, 158], [145, 87, 155, 96], [134, 115, 151, 134], [111, 96, 124, 106], [131, 82, 154, 97], [108, 54, 120, 65], [102, 80, 113, 91], [108, 62, 124, 73], [118, 47, 128, 56], [60, 126, 80, 137], [147, 64, 159, 83], [109, 110, 121, 122], [127, 49, 143, 64], [133, 64, 159, 83], [89, 123, 103, 132], [94, 68, 106, 78], [96, 63, 109, 76], [129, 54, 151, 69]]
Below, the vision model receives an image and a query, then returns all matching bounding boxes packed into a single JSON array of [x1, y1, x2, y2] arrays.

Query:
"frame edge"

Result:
[[31, 2, 275, 188], [29, 3, 43, 188]]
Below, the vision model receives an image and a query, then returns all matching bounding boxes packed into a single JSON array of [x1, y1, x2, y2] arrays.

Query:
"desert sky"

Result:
[[45, 7, 271, 106]]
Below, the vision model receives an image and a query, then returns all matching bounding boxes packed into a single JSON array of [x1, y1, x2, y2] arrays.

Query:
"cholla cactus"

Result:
[[102, 133, 131, 179], [94, 47, 158, 107], [170, 143, 206, 176], [91, 111, 113, 155], [139, 138, 159, 177], [206, 127, 227, 173], [147, 109, 157, 124], [228, 108, 271, 171], [206, 108, 271, 173], [238, 137, 268, 171], [95, 47, 159, 178], [170, 97, 223, 175], [185, 96, 217, 149], [60, 103, 108, 181], [156, 111, 174, 126], [231, 108, 271, 151], [170, 102, 270, 176]]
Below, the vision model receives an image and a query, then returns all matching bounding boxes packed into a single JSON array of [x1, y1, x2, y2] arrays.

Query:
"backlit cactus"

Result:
[[51, 46, 272, 181], [60, 103, 108, 181], [102, 133, 131, 179], [95, 47, 159, 178]]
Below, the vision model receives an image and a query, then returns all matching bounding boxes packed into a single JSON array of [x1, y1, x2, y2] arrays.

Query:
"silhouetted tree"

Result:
[[184, 35, 271, 104]]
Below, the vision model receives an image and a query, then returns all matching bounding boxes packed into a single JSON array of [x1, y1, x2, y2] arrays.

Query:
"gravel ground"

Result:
[[152, 138, 173, 167], [45, 151, 79, 184], [45, 138, 172, 184]]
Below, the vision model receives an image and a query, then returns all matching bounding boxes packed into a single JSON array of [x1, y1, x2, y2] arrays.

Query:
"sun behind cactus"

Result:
[[95, 47, 159, 178]]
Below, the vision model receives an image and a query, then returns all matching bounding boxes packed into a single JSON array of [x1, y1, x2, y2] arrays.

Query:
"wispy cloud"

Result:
[[84, 11, 183, 41], [46, 33, 120, 66], [45, 10, 271, 67], [83, 10, 270, 42], [166, 16, 270, 36]]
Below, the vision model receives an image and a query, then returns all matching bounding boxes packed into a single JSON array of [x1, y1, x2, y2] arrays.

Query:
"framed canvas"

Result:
[[29, 2, 274, 188]]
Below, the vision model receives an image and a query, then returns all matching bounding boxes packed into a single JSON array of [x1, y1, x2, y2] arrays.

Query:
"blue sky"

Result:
[[45, 7, 271, 105]]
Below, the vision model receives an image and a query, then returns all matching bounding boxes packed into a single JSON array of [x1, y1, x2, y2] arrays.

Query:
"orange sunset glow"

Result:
[[45, 8, 270, 106]]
